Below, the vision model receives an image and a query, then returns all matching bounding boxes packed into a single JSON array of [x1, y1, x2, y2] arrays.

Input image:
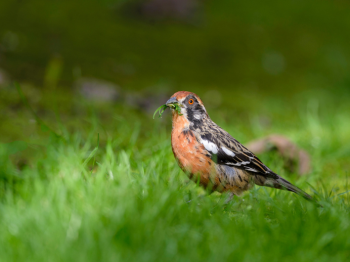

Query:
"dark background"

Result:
[[1, 0, 350, 90]]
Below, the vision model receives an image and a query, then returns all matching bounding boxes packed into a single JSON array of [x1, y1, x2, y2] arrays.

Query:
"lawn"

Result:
[[1, 85, 349, 262]]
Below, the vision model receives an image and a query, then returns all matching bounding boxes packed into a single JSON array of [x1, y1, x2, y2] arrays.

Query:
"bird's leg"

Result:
[[224, 192, 235, 205]]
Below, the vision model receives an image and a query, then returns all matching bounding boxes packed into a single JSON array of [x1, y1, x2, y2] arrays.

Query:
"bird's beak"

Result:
[[166, 97, 178, 108]]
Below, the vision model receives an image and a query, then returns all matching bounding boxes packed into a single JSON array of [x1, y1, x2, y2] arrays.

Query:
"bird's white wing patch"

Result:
[[222, 147, 235, 157], [201, 139, 218, 154], [227, 161, 250, 166], [244, 167, 258, 172]]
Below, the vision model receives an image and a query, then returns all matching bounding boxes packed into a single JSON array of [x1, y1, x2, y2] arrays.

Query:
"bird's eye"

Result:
[[188, 99, 194, 105]]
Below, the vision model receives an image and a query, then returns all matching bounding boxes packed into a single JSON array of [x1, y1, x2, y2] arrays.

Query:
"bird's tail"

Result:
[[274, 176, 313, 201], [257, 171, 316, 203], [254, 172, 322, 206]]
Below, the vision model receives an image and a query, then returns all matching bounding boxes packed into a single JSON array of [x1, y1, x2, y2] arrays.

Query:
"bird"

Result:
[[164, 91, 315, 203]]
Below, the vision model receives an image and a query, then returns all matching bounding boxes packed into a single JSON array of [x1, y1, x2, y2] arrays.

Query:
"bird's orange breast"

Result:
[[171, 114, 215, 188]]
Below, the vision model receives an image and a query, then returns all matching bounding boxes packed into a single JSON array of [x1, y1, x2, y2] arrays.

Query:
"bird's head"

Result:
[[166, 91, 208, 123]]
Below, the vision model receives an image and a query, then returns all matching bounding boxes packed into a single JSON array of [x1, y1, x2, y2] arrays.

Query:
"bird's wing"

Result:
[[199, 132, 278, 179], [196, 125, 315, 202]]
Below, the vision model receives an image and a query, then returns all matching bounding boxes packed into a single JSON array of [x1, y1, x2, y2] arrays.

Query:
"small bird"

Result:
[[164, 91, 314, 202]]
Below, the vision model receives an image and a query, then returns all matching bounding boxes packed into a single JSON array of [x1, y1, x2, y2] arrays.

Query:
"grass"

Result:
[[1, 86, 350, 261]]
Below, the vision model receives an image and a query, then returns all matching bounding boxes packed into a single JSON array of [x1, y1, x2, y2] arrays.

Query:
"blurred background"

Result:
[[1, 0, 350, 148]]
